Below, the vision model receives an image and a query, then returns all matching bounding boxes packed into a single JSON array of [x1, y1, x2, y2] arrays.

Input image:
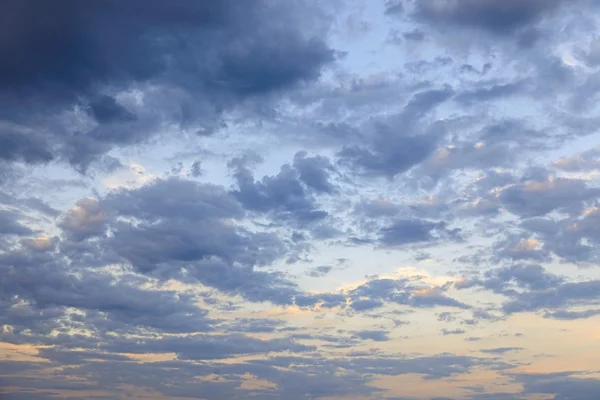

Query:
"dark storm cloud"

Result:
[[0, 0, 335, 169]]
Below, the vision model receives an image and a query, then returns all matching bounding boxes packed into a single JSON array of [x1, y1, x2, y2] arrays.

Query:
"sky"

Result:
[[1, 0, 600, 399]]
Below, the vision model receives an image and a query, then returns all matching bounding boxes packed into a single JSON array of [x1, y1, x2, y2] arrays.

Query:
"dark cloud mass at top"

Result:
[[2, 0, 600, 399], [0, 0, 334, 169], [414, 0, 563, 34]]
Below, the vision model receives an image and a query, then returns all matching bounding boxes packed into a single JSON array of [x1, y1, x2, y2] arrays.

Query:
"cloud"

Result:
[[457, 264, 565, 295], [307, 265, 333, 278], [58, 198, 108, 242], [336, 101, 453, 178], [442, 328, 466, 336], [553, 146, 600, 172], [230, 159, 329, 226], [480, 347, 523, 355], [503, 280, 600, 314], [352, 330, 391, 342], [544, 309, 600, 320], [293, 151, 337, 194], [3, 0, 600, 398], [413, 0, 563, 35], [0, 0, 335, 170], [520, 207, 600, 263], [379, 219, 460, 247], [514, 372, 600, 400], [0, 209, 34, 237], [348, 277, 470, 310], [498, 178, 600, 218]]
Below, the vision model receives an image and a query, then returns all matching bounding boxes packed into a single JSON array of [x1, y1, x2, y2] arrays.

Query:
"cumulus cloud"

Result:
[[0, 0, 335, 169], [3, 0, 600, 398]]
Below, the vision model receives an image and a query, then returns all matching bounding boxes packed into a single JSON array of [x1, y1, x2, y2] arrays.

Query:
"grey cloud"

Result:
[[87, 94, 136, 124], [454, 82, 525, 106], [293, 151, 337, 194], [379, 219, 460, 247], [442, 328, 466, 336], [403, 86, 455, 117], [103, 334, 314, 360], [352, 330, 390, 342], [503, 280, 600, 314], [0, 191, 59, 217], [404, 56, 453, 75], [221, 318, 286, 333], [101, 179, 298, 304], [337, 134, 436, 178], [384, 1, 404, 15], [413, 0, 563, 35], [307, 265, 333, 278], [349, 277, 470, 310], [515, 372, 600, 400], [579, 38, 600, 67], [336, 102, 452, 178], [480, 347, 523, 355], [553, 146, 600, 172], [0, 209, 34, 236], [457, 264, 565, 297], [492, 236, 551, 262], [521, 209, 600, 263], [231, 161, 328, 226], [499, 178, 600, 218], [403, 29, 425, 41], [190, 160, 203, 177], [0, 123, 53, 164], [544, 309, 600, 320], [0, 0, 335, 169], [349, 299, 385, 312], [58, 198, 107, 242]]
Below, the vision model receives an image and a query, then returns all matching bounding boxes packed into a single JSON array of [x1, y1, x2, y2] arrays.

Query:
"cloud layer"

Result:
[[2, 0, 600, 399]]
